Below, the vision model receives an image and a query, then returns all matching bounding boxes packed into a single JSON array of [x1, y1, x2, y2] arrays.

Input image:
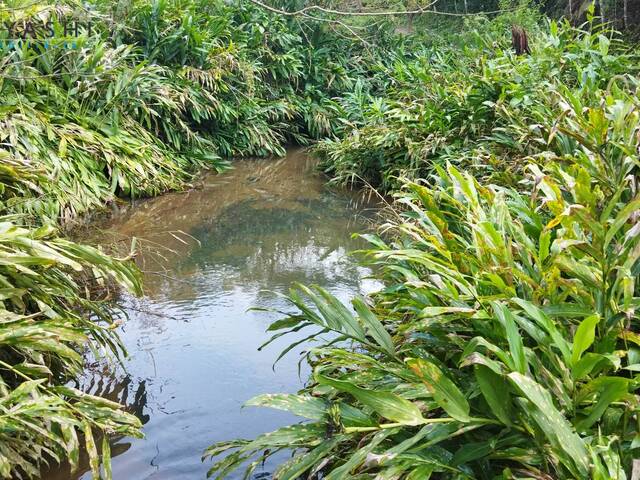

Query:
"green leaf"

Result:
[[352, 297, 394, 356], [604, 197, 640, 248], [315, 373, 425, 426], [407, 358, 470, 422], [513, 298, 572, 365], [102, 436, 112, 480], [475, 365, 512, 425], [83, 421, 100, 480], [492, 302, 527, 374], [571, 314, 599, 365], [508, 372, 589, 476], [244, 394, 327, 420], [274, 437, 342, 480], [575, 377, 630, 431], [452, 441, 494, 467]]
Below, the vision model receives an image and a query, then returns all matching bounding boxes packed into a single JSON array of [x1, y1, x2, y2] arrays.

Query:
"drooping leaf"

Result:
[[407, 358, 470, 422], [316, 373, 425, 426]]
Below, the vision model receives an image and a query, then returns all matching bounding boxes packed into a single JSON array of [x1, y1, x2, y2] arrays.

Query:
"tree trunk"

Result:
[[624, 0, 628, 29], [512, 25, 531, 55], [463, 0, 468, 14]]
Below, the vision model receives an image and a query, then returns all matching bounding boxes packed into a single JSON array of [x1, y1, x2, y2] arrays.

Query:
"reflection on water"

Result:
[[43, 149, 380, 479]]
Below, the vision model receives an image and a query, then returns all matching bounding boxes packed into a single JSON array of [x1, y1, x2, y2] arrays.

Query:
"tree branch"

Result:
[[246, 0, 516, 18]]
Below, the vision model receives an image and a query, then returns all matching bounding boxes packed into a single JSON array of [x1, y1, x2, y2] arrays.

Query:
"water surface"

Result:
[[44, 149, 379, 479]]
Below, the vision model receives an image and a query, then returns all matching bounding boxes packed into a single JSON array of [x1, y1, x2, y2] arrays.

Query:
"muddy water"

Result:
[[44, 149, 380, 480]]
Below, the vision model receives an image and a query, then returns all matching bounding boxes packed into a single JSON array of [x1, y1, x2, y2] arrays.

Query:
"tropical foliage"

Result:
[[316, 8, 635, 190], [0, 219, 143, 478], [205, 8, 640, 480], [2, 0, 640, 478], [0, 0, 411, 476], [0, 0, 396, 222]]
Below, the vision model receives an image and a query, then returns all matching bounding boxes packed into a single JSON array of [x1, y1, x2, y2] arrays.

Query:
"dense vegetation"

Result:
[[0, 0, 375, 222], [204, 6, 640, 480], [0, 0, 382, 477], [0, 0, 416, 477], [2, 0, 640, 478]]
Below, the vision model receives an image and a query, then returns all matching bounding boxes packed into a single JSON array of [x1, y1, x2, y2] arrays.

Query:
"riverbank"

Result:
[[205, 11, 640, 480], [0, 1, 397, 474]]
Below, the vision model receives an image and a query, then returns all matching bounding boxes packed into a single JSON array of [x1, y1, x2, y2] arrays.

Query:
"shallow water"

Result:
[[43, 149, 380, 480]]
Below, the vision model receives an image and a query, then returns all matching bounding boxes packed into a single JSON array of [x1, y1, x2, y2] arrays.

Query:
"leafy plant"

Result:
[[204, 29, 640, 480], [316, 13, 637, 191], [0, 219, 143, 479]]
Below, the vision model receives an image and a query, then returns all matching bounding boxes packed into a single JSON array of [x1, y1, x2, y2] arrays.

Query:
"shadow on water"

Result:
[[43, 148, 381, 480]]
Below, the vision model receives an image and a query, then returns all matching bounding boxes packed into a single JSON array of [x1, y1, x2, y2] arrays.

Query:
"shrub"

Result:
[[0, 219, 143, 478], [204, 58, 640, 480], [316, 13, 638, 191]]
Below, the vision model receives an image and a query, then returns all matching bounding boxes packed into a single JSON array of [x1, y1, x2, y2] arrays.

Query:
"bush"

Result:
[[204, 22, 640, 480], [0, 219, 143, 478], [316, 12, 638, 191]]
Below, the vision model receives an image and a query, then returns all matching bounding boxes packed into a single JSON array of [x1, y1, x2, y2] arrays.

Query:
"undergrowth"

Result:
[[205, 7, 640, 480]]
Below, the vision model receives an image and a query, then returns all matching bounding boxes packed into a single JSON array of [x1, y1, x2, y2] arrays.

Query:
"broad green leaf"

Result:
[[571, 314, 599, 365], [246, 424, 326, 449], [604, 197, 640, 248], [575, 377, 630, 431], [352, 297, 395, 356], [83, 421, 100, 480], [513, 298, 571, 365], [492, 302, 527, 374], [244, 394, 327, 420], [324, 429, 394, 480], [102, 436, 112, 480], [316, 373, 425, 426], [452, 441, 494, 467], [407, 358, 470, 422], [274, 437, 342, 480], [508, 373, 589, 476], [475, 365, 512, 425]]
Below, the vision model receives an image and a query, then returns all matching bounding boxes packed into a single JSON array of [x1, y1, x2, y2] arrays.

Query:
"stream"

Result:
[[43, 149, 380, 480]]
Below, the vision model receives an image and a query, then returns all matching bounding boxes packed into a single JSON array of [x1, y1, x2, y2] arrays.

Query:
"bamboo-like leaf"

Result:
[[316, 374, 425, 426], [407, 358, 470, 422], [508, 372, 589, 476], [352, 297, 394, 356], [492, 302, 527, 374], [475, 365, 512, 425], [102, 436, 112, 480], [83, 421, 100, 480], [571, 314, 600, 365], [244, 394, 327, 420]]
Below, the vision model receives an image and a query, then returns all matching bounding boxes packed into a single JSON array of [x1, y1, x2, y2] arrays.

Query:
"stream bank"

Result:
[[44, 149, 380, 480]]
